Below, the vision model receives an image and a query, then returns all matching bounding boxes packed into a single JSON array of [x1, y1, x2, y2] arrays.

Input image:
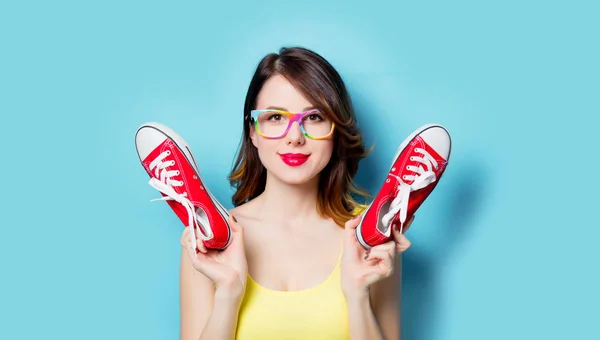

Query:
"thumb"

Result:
[[344, 214, 362, 242], [345, 214, 361, 231], [188, 247, 228, 283], [228, 214, 243, 235]]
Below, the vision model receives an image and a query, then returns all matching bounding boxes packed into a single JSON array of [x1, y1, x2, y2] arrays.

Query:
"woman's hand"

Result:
[[180, 215, 248, 301], [340, 214, 414, 300]]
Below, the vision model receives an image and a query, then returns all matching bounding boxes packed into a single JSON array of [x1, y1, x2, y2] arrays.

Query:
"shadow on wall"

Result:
[[359, 154, 490, 340], [400, 159, 489, 340], [358, 149, 489, 340], [350, 83, 491, 339]]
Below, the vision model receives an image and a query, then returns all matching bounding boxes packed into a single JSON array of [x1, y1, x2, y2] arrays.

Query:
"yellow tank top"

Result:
[[235, 251, 348, 339], [235, 206, 366, 339]]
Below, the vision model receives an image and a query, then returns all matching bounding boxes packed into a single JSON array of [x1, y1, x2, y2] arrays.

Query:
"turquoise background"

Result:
[[1, 0, 598, 339]]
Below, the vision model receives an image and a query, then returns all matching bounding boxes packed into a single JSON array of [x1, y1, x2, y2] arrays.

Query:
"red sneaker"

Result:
[[355, 124, 451, 249], [135, 122, 231, 250]]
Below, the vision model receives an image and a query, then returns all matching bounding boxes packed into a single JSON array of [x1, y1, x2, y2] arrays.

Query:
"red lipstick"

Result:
[[279, 153, 310, 166]]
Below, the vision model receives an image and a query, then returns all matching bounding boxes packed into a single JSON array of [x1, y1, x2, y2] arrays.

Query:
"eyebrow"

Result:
[[265, 105, 317, 112]]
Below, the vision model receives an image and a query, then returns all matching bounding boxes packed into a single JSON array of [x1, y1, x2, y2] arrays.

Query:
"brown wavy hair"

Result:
[[228, 46, 371, 226]]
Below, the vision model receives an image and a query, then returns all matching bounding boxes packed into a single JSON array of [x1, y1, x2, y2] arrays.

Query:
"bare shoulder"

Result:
[[228, 201, 259, 222], [228, 205, 245, 219], [227, 202, 264, 238]]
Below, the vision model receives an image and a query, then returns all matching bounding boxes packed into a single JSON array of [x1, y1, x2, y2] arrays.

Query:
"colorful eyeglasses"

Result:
[[248, 109, 335, 140]]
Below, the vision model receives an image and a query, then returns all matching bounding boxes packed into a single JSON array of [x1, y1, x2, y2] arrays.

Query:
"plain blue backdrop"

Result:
[[1, 0, 598, 339]]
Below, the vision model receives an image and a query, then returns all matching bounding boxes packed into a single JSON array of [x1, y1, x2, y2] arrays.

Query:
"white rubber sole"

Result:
[[355, 123, 451, 249], [135, 122, 232, 249]]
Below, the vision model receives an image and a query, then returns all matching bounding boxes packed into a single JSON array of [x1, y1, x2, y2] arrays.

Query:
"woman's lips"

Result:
[[279, 153, 310, 166]]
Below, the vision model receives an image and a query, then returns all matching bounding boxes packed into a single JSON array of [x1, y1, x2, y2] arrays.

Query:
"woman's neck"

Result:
[[253, 173, 321, 224]]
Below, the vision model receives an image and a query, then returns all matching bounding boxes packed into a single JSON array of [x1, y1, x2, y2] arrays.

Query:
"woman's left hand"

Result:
[[340, 214, 414, 299]]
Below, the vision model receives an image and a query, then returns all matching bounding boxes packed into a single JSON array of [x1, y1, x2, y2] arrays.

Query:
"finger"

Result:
[[393, 216, 413, 240], [194, 226, 207, 253], [186, 244, 201, 265], [180, 228, 191, 248], [396, 238, 411, 253], [186, 246, 213, 275], [345, 214, 362, 231], [344, 215, 362, 246], [394, 215, 415, 234], [187, 247, 234, 285], [180, 227, 200, 251], [396, 242, 411, 253], [365, 248, 393, 262], [392, 221, 402, 240], [187, 246, 218, 270], [228, 214, 243, 235], [370, 240, 396, 256], [365, 249, 395, 277], [392, 231, 412, 253]]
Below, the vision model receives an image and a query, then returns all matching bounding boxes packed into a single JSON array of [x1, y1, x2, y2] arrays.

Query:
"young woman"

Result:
[[178, 47, 414, 340]]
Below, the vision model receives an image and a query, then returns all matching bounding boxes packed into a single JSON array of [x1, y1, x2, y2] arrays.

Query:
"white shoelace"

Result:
[[146, 150, 212, 250], [381, 147, 439, 232]]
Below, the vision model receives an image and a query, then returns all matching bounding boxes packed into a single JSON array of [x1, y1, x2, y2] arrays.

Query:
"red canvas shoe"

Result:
[[355, 124, 451, 249], [135, 122, 232, 250]]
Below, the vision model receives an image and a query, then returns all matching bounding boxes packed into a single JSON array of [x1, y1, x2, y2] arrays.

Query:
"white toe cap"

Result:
[[419, 124, 451, 160], [135, 122, 170, 161]]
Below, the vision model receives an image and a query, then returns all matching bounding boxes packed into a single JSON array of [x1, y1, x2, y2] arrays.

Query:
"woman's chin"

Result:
[[269, 166, 320, 186]]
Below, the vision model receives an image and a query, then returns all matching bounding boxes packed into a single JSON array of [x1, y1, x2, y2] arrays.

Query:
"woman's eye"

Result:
[[268, 114, 283, 121], [306, 114, 323, 121]]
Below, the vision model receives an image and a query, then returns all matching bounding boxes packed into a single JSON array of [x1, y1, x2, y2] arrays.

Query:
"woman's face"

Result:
[[250, 74, 334, 186]]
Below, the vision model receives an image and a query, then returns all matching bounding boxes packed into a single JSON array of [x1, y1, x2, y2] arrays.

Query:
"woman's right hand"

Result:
[[180, 215, 248, 301]]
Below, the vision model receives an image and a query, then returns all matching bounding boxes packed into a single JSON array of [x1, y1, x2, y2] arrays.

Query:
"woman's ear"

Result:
[[250, 124, 258, 148]]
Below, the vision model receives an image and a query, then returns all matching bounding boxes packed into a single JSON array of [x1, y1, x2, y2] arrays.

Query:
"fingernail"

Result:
[[232, 215, 238, 223]]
